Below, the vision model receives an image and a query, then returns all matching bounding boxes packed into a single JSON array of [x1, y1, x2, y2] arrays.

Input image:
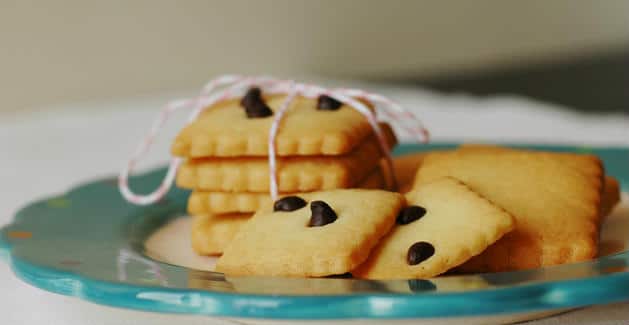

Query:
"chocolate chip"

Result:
[[273, 196, 307, 212], [308, 200, 338, 227], [245, 101, 273, 118], [317, 95, 342, 111], [407, 242, 435, 265], [396, 205, 426, 225], [241, 87, 262, 107], [240, 87, 273, 118], [408, 279, 437, 292]]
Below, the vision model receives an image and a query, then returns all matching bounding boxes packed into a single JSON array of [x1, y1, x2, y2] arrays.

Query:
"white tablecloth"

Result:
[[1, 83, 628, 324]]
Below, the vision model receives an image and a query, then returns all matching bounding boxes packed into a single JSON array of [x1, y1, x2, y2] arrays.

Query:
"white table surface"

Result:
[[1, 83, 628, 324]]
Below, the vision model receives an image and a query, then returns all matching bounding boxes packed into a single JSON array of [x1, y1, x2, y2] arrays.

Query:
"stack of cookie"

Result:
[[171, 88, 397, 255]]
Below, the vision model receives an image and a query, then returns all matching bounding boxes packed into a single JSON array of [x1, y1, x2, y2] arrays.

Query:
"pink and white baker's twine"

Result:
[[119, 75, 429, 205]]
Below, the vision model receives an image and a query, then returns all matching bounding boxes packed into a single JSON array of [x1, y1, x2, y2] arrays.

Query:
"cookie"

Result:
[[215, 189, 405, 277], [352, 177, 515, 279], [413, 150, 603, 272], [177, 123, 396, 192], [458, 144, 604, 179], [187, 167, 386, 215], [601, 176, 620, 219], [172, 94, 378, 158], [392, 152, 426, 193], [459, 144, 618, 220], [191, 213, 252, 256]]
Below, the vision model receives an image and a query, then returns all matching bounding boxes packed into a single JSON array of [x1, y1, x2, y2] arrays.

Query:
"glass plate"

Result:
[[1, 143, 628, 320]]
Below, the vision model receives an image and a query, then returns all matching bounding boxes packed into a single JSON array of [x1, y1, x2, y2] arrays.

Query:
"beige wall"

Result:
[[2, 0, 628, 112]]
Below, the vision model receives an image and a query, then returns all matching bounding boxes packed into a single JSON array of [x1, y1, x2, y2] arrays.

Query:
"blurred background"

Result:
[[2, 0, 628, 114]]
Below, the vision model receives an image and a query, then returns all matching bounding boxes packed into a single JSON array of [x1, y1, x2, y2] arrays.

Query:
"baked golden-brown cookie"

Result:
[[177, 123, 396, 192], [187, 167, 387, 215], [352, 177, 515, 279], [413, 149, 603, 272], [215, 189, 404, 277], [458, 144, 619, 220], [458, 144, 603, 180], [601, 176, 621, 219], [392, 152, 426, 193], [172, 94, 379, 158], [191, 213, 252, 256]]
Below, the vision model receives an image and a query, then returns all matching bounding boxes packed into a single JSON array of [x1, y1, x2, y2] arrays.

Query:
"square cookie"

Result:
[[413, 150, 603, 272], [172, 94, 379, 158], [458, 144, 618, 220], [458, 144, 604, 179], [391, 152, 426, 193], [191, 213, 252, 256], [187, 167, 386, 215], [177, 123, 396, 192], [601, 176, 620, 219], [215, 189, 404, 277], [352, 177, 515, 279]]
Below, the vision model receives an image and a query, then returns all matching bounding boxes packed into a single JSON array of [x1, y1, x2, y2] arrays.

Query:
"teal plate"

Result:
[[1, 143, 629, 320]]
